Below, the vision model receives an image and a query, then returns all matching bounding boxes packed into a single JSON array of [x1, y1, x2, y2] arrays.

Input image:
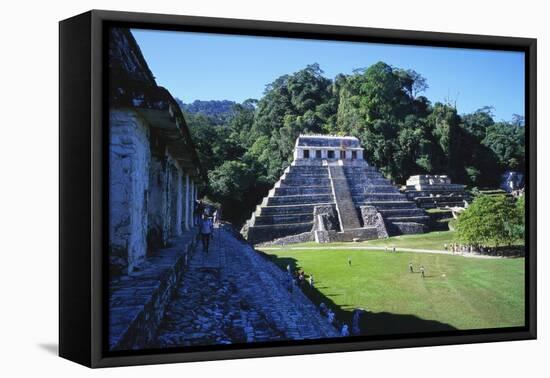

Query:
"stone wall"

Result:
[[360, 205, 389, 238], [109, 110, 151, 274], [147, 146, 169, 251], [109, 109, 199, 275], [108, 26, 203, 274], [313, 204, 339, 232]]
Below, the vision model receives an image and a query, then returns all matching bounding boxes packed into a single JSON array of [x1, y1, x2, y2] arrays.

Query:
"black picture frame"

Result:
[[59, 9, 537, 368]]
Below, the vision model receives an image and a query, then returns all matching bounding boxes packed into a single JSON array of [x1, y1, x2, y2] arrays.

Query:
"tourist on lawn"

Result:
[[392, 246, 396, 253], [420, 265, 425, 278], [309, 274, 314, 287], [444, 243, 448, 251], [409, 262, 413, 273], [199, 213, 213, 253], [348, 257, 352, 267]]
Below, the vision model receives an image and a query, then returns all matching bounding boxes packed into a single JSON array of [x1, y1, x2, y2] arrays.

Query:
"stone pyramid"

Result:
[[242, 135, 429, 244]]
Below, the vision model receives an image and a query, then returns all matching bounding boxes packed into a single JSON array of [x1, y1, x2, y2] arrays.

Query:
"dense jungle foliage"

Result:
[[180, 62, 525, 225]]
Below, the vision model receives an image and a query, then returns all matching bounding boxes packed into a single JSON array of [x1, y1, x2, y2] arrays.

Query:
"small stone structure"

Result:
[[243, 135, 428, 244], [403, 175, 470, 209]]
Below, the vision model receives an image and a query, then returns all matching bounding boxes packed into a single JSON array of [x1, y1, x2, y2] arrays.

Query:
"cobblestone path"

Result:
[[152, 226, 339, 348]]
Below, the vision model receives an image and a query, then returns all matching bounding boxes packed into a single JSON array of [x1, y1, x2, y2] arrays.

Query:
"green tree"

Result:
[[455, 195, 521, 247], [207, 160, 264, 223], [428, 103, 462, 180], [483, 122, 525, 172]]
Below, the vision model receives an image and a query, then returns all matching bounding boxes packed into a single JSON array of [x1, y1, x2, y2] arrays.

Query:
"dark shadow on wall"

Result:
[[259, 252, 457, 336]]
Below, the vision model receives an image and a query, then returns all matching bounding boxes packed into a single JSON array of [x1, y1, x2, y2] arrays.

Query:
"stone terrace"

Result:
[[403, 175, 471, 209]]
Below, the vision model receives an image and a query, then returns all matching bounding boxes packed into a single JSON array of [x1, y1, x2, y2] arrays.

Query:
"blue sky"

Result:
[[131, 29, 525, 122]]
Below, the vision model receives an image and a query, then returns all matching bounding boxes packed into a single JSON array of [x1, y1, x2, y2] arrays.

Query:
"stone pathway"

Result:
[[151, 226, 339, 348]]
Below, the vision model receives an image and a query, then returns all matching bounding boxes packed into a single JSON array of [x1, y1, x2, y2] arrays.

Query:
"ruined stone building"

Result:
[[402, 175, 471, 209], [109, 28, 203, 275], [243, 135, 429, 244]]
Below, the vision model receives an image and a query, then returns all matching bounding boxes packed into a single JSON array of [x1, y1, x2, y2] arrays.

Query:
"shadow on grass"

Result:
[[260, 252, 456, 336]]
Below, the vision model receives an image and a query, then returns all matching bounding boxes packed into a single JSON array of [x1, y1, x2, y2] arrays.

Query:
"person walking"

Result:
[[309, 274, 314, 287], [327, 309, 335, 324], [420, 265, 425, 278], [198, 213, 213, 253], [341, 324, 350, 337], [348, 257, 352, 267], [409, 262, 414, 273]]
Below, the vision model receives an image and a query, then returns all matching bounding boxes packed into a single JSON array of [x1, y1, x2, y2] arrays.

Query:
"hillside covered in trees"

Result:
[[181, 62, 525, 225]]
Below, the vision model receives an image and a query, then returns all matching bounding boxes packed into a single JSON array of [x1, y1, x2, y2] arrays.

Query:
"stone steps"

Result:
[[254, 213, 314, 225], [350, 186, 401, 194], [274, 186, 332, 196], [329, 165, 362, 231], [358, 200, 419, 209], [354, 193, 407, 202], [267, 194, 334, 206], [285, 173, 330, 178], [259, 203, 333, 216], [378, 208, 427, 217], [343, 165, 428, 236], [282, 178, 332, 186]]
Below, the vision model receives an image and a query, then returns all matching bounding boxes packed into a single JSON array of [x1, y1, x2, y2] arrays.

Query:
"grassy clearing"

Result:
[[260, 247, 525, 331], [277, 230, 457, 250]]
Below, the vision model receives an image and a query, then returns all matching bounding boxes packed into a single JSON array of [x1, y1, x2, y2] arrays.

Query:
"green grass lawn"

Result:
[[260, 247, 525, 332], [277, 230, 456, 250], [274, 230, 524, 251]]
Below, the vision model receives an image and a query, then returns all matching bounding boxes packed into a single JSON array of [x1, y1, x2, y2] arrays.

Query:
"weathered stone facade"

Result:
[[243, 135, 428, 244], [109, 111, 152, 273], [108, 28, 202, 276]]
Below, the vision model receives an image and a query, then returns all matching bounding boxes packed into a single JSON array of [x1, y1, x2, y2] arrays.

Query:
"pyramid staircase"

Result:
[[344, 165, 429, 235], [328, 165, 362, 230]]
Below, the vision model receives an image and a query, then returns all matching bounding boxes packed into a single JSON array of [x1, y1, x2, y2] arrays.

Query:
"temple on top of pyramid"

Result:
[[293, 135, 365, 163], [241, 135, 430, 245]]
